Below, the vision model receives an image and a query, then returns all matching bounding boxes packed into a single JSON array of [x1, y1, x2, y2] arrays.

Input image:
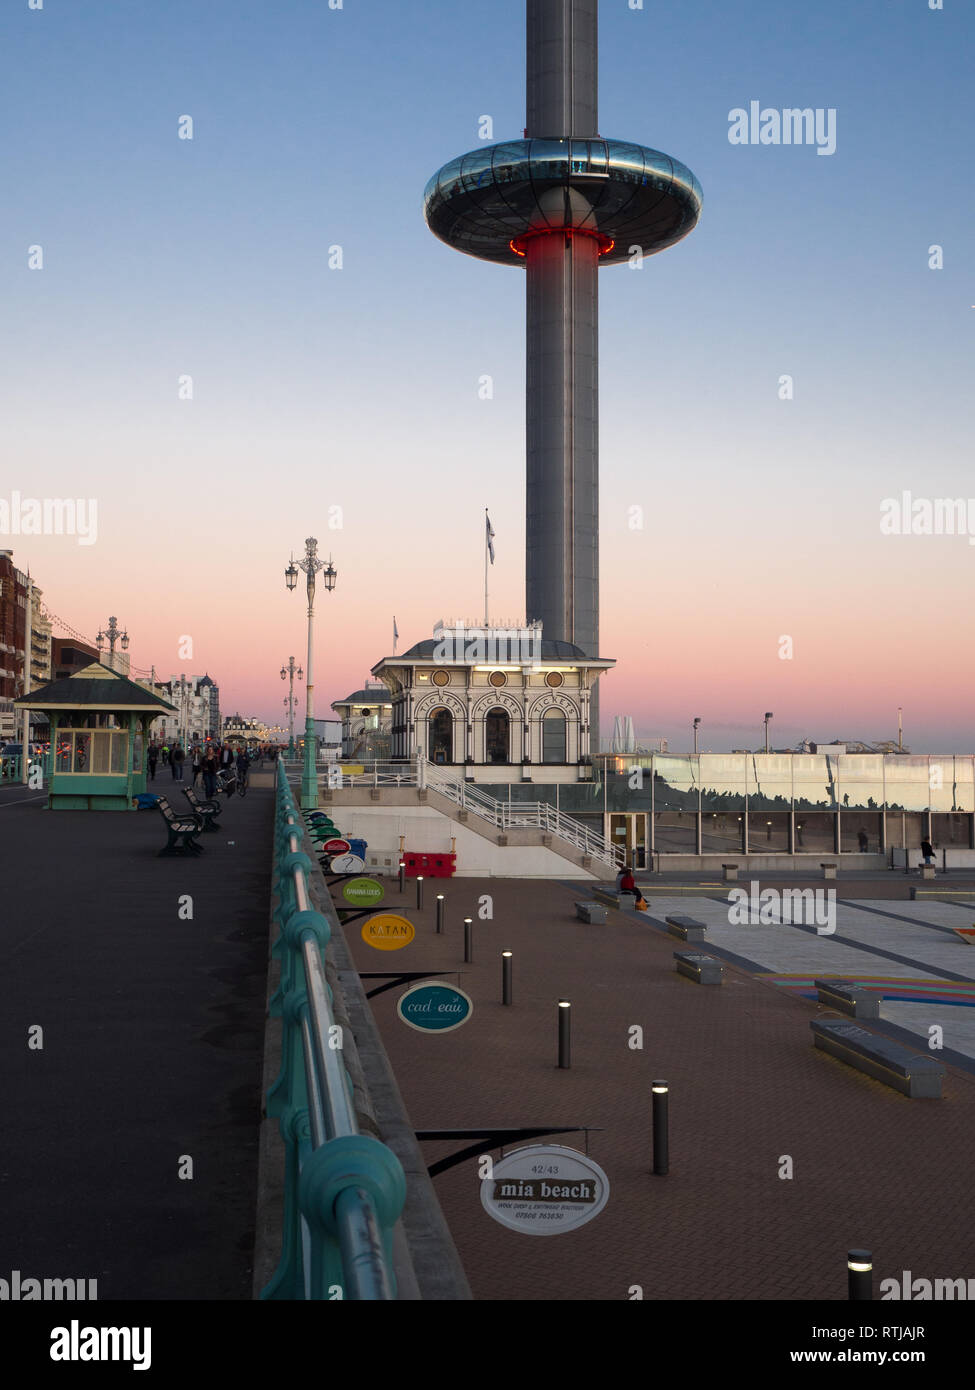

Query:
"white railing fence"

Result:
[[315, 756, 622, 871]]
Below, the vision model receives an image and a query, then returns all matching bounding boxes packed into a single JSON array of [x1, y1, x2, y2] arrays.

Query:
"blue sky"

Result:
[[1, 0, 973, 750]]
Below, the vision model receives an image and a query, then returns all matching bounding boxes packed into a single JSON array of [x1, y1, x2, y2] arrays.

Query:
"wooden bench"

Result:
[[810, 1019, 945, 1098], [154, 796, 204, 857], [665, 914, 707, 942], [722, 863, 739, 882], [575, 901, 607, 925], [674, 950, 723, 985], [183, 787, 221, 832], [820, 862, 838, 880], [814, 978, 879, 1019]]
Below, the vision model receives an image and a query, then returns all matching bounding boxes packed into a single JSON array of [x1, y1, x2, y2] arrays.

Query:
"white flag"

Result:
[[486, 512, 496, 564], [393, 615, 399, 643]]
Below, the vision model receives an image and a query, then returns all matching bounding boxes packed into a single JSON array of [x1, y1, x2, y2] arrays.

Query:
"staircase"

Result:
[[323, 759, 624, 876]]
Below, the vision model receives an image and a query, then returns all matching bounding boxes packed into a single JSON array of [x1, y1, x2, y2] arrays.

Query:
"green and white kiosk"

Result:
[[14, 663, 176, 811]]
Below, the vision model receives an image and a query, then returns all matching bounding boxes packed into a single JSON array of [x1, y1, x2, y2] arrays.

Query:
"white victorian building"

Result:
[[372, 620, 614, 783]]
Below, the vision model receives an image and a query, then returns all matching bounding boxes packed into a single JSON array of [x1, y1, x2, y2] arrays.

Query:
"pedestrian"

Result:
[[920, 836, 936, 870], [220, 743, 234, 771], [171, 743, 185, 781], [147, 741, 158, 782], [235, 747, 249, 787], [161, 743, 170, 766], [202, 750, 218, 799], [857, 828, 868, 853], [191, 744, 202, 786]]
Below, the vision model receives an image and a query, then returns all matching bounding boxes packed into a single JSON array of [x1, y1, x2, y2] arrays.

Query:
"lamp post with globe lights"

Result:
[[280, 656, 303, 758], [285, 539, 336, 809]]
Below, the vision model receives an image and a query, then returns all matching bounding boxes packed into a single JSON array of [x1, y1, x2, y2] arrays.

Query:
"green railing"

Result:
[[260, 760, 405, 1300]]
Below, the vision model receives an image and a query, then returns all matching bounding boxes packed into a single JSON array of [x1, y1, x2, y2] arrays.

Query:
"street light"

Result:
[[764, 712, 774, 754], [693, 716, 701, 754], [96, 615, 128, 670], [280, 656, 304, 758], [285, 539, 337, 809]]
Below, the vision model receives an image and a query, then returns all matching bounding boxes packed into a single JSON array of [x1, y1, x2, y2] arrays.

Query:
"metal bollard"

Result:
[[501, 951, 512, 1005], [557, 1000, 571, 1069], [436, 894, 445, 934], [651, 1081, 669, 1175], [848, 1250, 873, 1301], [399, 861, 405, 893], [416, 876, 424, 910], [463, 917, 473, 964]]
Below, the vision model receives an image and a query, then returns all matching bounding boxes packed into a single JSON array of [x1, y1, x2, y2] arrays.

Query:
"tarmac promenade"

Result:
[[0, 775, 274, 1299]]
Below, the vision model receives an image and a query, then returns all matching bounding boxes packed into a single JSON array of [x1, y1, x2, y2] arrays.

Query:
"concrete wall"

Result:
[[332, 802, 597, 879]]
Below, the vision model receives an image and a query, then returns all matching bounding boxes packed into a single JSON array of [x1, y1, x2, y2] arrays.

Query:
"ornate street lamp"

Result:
[[96, 615, 129, 669], [280, 656, 304, 758], [285, 539, 337, 808]]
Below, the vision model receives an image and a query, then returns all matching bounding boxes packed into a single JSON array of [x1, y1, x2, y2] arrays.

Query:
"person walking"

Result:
[[235, 747, 249, 793], [171, 743, 185, 781], [147, 741, 158, 783], [191, 744, 202, 786], [220, 743, 234, 772], [161, 743, 170, 767], [920, 836, 936, 870], [202, 750, 218, 799]]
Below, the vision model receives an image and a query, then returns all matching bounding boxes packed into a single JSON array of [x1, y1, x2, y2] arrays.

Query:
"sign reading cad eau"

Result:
[[481, 1145, 610, 1236], [361, 912, 415, 951], [322, 838, 351, 856], [343, 877, 385, 907], [396, 981, 473, 1033], [328, 853, 365, 875]]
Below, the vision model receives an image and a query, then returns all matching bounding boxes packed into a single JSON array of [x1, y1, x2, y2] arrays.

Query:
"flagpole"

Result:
[[484, 509, 489, 626]]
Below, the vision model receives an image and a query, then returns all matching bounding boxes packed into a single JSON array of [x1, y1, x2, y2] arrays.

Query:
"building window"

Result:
[[489, 670, 507, 688], [542, 710, 567, 763], [485, 707, 510, 764], [428, 708, 453, 764]]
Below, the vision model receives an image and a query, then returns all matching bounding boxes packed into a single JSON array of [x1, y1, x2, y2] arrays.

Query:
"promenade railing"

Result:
[[260, 760, 406, 1300]]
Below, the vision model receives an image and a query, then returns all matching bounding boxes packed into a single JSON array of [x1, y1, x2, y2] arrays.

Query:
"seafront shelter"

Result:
[[15, 662, 175, 810]]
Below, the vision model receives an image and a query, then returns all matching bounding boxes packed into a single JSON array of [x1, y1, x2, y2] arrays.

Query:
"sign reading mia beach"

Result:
[[343, 877, 385, 907], [361, 912, 415, 951], [481, 1145, 610, 1236], [396, 981, 473, 1033]]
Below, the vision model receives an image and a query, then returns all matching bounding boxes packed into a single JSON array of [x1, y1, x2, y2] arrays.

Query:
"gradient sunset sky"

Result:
[[2, 0, 973, 751]]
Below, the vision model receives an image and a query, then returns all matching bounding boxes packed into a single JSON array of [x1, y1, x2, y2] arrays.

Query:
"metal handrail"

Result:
[[260, 765, 404, 1301]]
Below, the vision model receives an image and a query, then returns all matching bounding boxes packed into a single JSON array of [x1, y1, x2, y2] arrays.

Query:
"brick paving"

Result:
[[335, 873, 975, 1301]]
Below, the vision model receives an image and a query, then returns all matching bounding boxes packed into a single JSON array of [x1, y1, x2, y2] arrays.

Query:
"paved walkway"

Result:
[[333, 871, 975, 1301], [0, 779, 273, 1298]]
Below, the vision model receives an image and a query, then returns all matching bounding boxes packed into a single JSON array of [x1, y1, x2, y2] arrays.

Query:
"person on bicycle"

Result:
[[235, 748, 249, 791]]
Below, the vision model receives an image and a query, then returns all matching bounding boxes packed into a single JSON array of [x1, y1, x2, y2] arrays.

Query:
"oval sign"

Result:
[[397, 981, 473, 1033], [323, 838, 351, 855], [481, 1145, 610, 1236], [329, 853, 365, 874], [343, 877, 385, 907], [361, 912, 415, 951]]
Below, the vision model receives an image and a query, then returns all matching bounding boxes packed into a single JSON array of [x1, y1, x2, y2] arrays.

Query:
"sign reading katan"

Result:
[[396, 981, 473, 1033], [322, 838, 351, 855], [481, 1145, 610, 1236], [342, 877, 385, 907], [328, 853, 366, 875], [361, 913, 415, 951]]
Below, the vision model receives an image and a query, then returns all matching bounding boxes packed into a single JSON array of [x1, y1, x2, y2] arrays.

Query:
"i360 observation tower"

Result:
[[424, 1, 701, 751]]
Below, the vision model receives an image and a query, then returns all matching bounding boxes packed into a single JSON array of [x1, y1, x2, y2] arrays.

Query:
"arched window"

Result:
[[542, 709, 567, 763], [485, 707, 510, 764], [428, 708, 453, 764]]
